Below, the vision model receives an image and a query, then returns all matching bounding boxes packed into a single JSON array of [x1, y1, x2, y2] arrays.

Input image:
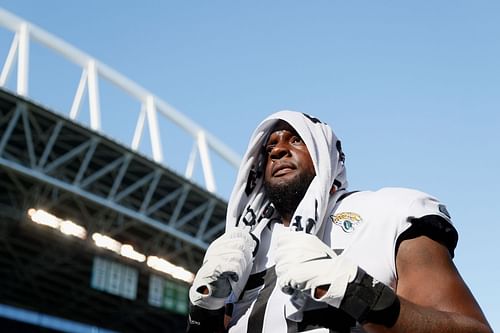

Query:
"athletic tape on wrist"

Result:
[[339, 267, 400, 327]]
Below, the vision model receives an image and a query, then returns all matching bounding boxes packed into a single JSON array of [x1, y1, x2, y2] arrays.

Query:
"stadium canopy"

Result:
[[0, 8, 241, 332]]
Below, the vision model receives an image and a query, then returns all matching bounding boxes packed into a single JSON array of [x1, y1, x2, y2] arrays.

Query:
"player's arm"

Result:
[[275, 232, 492, 333], [362, 235, 492, 333], [186, 228, 257, 333]]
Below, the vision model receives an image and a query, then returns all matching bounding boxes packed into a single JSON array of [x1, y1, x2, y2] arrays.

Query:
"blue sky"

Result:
[[1, 1, 499, 329]]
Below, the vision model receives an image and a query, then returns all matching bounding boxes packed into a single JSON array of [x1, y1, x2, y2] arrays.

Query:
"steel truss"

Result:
[[0, 170, 189, 332], [0, 8, 241, 194], [0, 89, 227, 269]]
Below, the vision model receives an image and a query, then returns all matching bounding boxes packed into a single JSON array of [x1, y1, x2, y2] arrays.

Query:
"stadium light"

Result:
[[146, 256, 194, 283], [28, 208, 60, 229], [91, 233, 146, 263], [28, 209, 86, 240], [28, 209, 194, 283], [60, 220, 87, 239], [120, 244, 146, 263], [92, 233, 122, 253]]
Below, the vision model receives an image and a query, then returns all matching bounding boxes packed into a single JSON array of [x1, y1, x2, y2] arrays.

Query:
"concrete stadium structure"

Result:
[[0, 8, 239, 332]]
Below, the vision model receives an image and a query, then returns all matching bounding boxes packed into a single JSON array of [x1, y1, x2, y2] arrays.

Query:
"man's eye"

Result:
[[291, 137, 302, 144], [266, 145, 275, 154]]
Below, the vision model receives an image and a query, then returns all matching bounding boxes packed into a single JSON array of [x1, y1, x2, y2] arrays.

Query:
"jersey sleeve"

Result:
[[397, 190, 458, 257]]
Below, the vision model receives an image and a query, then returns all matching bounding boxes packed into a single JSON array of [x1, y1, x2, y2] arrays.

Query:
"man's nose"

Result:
[[270, 143, 289, 160]]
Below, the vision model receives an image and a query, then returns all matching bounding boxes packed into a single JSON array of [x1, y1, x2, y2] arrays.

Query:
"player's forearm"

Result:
[[362, 297, 493, 333]]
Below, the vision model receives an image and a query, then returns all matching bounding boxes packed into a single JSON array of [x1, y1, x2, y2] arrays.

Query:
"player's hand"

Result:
[[189, 228, 257, 310], [275, 232, 358, 308], [276, 232, 401, 326]]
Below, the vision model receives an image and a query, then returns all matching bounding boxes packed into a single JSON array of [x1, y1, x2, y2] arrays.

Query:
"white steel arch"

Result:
[[0, 8, 241, 195]]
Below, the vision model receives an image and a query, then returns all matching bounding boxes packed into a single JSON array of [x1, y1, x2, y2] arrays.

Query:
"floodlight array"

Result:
[[27, 208, 194, 283]]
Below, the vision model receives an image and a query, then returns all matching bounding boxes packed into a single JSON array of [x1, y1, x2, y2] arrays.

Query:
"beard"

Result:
[[264, 171, 315, 218]]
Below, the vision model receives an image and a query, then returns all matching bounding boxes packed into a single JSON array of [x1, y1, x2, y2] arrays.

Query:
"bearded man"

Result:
[[187, 111, 492, 333]]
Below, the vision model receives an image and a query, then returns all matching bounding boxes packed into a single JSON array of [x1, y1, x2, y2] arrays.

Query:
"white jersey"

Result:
[[227, 187, 455, 333]]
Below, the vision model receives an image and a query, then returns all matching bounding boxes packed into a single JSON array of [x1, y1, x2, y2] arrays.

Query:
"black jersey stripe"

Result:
[[244, 269, 267, 292], [247, 266, 277, 333]]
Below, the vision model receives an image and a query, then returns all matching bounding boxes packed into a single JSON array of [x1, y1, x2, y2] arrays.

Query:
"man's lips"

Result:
[[272, 163, 296, 176]]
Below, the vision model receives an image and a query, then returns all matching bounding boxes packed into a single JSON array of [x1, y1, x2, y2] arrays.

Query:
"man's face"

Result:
[[263, 121, 315, 208]]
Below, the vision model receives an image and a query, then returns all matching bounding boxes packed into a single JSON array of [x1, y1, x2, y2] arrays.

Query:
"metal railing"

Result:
[[0, 8, 241, 195]]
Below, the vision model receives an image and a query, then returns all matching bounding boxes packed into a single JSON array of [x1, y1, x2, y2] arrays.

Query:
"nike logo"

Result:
[[303, 253, 332, 263]]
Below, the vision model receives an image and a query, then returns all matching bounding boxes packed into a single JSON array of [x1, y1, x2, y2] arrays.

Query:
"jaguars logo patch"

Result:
[[331, 212, 362, 233]]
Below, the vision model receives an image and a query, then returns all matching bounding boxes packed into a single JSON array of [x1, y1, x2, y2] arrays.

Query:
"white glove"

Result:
[[275, 232, 358, 308], [189, 228, 257, 310]]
